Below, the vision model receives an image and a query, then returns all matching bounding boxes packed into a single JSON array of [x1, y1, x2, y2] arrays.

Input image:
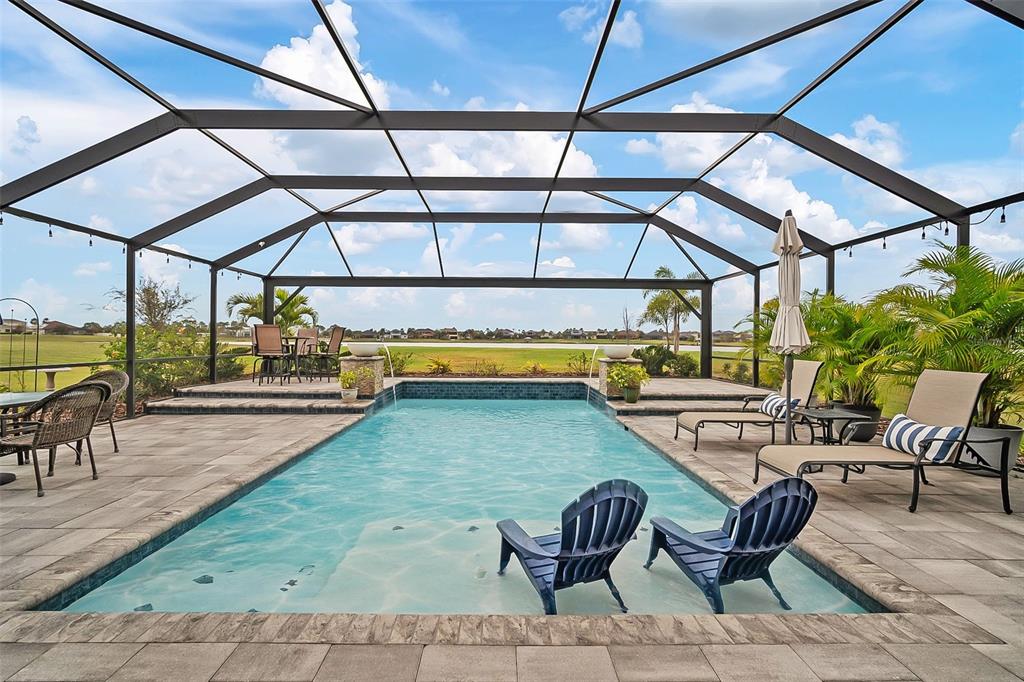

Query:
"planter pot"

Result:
[[965, 424, 1023, 470], [603, 345, 633, 360], [347, 342, 382, 357], [622, 387, 641, 403], [832, 403, 881, 442], [340, 388, 358, 403]]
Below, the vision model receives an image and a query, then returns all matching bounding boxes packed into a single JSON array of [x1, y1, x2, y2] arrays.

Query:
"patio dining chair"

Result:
[[79, 369, 129, 452], [644, 477, 817, 614], [0, 381, 110, 497], [497, 479, 648, 615], [252, 324, 292, 385], [294, 328, 319, 381], [310, 326, 345, 379]]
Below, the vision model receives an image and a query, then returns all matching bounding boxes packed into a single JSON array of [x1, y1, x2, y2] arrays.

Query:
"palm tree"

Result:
[[873, 244, 1024, 427], [641, 266, 700, 352], [226, 289, 319, 332]]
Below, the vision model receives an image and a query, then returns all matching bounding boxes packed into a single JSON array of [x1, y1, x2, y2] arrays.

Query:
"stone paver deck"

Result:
[[1, 383, 1021, 680]]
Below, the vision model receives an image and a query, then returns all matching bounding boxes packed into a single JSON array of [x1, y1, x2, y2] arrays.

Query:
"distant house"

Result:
[[411, 328, 436, 339], [495, 328, 516, 339], [385, 329, 406, 339], [0, 318, 27, 334], [439, 327, 459, 340], [40, 320, 86, 335]]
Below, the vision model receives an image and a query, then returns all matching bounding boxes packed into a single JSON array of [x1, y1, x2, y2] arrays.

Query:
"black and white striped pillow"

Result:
[[759, 392, 798, 418], [882, 413, 964, 462]]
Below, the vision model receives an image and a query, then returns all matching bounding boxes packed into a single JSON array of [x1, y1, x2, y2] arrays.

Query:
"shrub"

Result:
[[427, 357, 453, 375], [730, 362, 751, 384], [339, 370, 359, 389], [386, 350, 414, 376], [631, 345, 675, 376], [565, 351, 591, 376], [666, 353, 698, 378], [522, 361, 548, 376], [469, 360, 504, 376], [607, 363, 650, 389], [101, 326, 244, 403]]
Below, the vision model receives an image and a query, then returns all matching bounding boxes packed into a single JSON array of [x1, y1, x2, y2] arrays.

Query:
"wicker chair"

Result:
[[0, 381, 110, 497], [80, 370, 129, 452]]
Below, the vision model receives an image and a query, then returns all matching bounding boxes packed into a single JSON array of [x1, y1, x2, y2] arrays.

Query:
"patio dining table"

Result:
[[0, 391, 49, 485]]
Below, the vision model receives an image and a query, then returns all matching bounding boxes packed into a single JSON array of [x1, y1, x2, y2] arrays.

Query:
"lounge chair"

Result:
[[675, 360, 824, 450], [755, 370, 1012, 513], [80, 369, 129, 452], [644, 477, 817, 613], [0, 382, 110, 497], [497, 479, 648, 615]]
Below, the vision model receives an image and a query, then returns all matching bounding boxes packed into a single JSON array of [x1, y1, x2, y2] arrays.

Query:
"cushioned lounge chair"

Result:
[[644, 477, 817, 613], [675, 360, 824, 451], [497, 479, 648, 615], [755, 370, 1012, 514]]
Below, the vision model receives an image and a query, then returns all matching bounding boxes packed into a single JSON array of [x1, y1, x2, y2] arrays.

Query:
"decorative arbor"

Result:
[[1, 0, 1021, 412]]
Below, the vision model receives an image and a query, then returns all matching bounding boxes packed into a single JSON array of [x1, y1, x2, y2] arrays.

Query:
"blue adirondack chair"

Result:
[[497, 479, 648, 615], [644, 477, 817, 614]]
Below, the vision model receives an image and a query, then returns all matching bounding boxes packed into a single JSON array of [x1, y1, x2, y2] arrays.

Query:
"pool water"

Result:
[[65, 400, 864, 615]]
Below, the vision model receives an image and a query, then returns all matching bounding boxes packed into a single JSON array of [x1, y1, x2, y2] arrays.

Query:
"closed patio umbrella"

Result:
[[769, 210, 811, 444]]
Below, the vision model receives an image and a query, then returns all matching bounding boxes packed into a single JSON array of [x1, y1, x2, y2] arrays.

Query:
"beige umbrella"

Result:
[[769, 210, 811, 444]]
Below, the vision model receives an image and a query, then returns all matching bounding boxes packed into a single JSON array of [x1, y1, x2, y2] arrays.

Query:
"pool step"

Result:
[[146, 397, 372, 415], [174, 384, 345, 400]]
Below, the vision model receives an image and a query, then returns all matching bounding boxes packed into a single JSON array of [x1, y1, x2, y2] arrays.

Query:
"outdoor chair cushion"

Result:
[[758, 444, 914, 476], [759, 392, 797, 418], [882, 413, 963, 462]]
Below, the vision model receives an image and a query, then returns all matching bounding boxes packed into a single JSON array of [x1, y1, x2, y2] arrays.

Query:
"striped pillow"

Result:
[[882, 413, 964, 462], [759, 392, 799, 418]]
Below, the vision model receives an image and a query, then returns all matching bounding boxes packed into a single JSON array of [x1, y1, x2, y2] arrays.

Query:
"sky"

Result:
[[0, 0, 1021, 334]]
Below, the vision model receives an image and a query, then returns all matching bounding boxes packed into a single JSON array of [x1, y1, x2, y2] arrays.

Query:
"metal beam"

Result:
[[965, 0, 1024, 29], [217, 214, 323, 267], [271, 176, 700, 192], [585, 0, 882, 114], [321, 211, 649, 223], [671, 289, 701, 320], [132, 178, 274, 246], [700, 285, 712, 378], [57, 0, 371, 112], [0, 113, 181, 208], [176, 109, 778, 132], [690, 180, 832, 253], [274, 287, 306, 316], [769, 117, 965, 219], [268, 276, 708, 290], [649, 216, 757, 273]]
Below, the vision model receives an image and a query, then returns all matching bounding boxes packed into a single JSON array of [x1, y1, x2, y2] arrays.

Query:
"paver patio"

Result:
[[1, 380, 1021, 680]]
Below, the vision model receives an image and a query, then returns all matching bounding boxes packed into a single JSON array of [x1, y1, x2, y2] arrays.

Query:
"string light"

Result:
[[848, 246, 853, 258], [122, 244, 126, 254], [882, 237, 887, 250], [236, 272, 241, 280], [48, 224, 53, 238], [89, 235, 93, 247], [1000, 206, 1006, 224], [188, 261, 192, 270], [943, 222, 949, 237], [166, 254, 170, 264], [0, 212, 4, 225], [921, 226, 926, 239]]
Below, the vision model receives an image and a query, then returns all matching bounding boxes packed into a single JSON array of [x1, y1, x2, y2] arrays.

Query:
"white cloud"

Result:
[[139, 243, 191, 286], [431, 80, 451, 97], [444, 291, 469, 316], [540, 256, 576, 269], [647, 0, 838, 45], [333, 222, 428, 256], [10, 115, 40, 155], [13, 278, 69, 320], [561, 302, 595, 322], [79, 176, 99, 195], [482, 232, 505, 243], [73, 261, 112, 277], [87, 214, 113, 231], [1011, 121, 1024, 154], [559, 3, 599, 32], [659, 196, 746, 241], [974, 228, 1024, 255], [704, 56, 789, 100], [257, 0, 389, 109], [829, 115, 905, 167], [539, 224, 610, 252]]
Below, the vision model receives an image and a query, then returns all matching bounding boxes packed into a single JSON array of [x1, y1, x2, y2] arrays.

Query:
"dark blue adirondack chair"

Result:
[[644, 477, 817, 614], [497, 479, 648, 615]]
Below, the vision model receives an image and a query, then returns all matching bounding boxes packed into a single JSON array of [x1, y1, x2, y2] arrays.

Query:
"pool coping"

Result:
[[0, 387, 1006, 648]]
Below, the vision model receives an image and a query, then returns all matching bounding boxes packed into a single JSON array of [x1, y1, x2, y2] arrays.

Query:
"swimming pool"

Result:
[[64, 399, 864, 615]]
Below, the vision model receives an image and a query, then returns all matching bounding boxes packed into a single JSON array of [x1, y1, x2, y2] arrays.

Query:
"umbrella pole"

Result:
[[784, 354, 794, 445]]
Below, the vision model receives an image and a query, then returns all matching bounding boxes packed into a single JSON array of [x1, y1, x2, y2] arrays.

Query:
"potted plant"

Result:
[[607, 363, 650, 403], [339, 370, 359, 402], [604, 307, 635, 360], [875, 244, 1024, 467]]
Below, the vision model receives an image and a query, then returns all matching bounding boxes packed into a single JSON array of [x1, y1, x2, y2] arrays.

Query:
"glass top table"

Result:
[[793, 405, 874, 445], [0, 391, 49, 409]]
